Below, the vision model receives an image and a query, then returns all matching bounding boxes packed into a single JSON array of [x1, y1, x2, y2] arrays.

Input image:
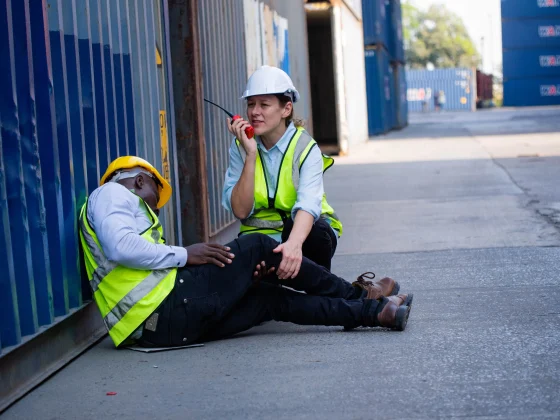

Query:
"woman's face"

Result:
[[246, 95, 291, 136]]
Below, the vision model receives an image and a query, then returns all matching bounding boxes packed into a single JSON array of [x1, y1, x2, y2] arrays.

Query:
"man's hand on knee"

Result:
[[186, 243, 235, 267]]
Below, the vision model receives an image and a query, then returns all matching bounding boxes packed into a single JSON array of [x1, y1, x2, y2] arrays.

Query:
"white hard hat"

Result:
[[241, 65, 300, 103]]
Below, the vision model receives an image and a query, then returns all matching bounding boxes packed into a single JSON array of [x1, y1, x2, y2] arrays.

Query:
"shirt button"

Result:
[[179, 279, 184, 284], [183, 338, 187, 342], [183, 298, 188, 303]]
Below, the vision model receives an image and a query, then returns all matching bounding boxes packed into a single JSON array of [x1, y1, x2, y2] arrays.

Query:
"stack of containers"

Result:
[[363, 0, 391, 135], [363, 0, 408, 136], [501, 0, 560, 106]]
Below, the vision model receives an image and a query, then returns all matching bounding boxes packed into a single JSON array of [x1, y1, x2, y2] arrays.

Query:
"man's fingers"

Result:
[[212, 251, 232, 265], [208, 243, 234, 257], [208, 257, 225, 268]]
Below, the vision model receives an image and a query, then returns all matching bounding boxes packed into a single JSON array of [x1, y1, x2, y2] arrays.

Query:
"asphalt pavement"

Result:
[[5, 107, 560, 420]]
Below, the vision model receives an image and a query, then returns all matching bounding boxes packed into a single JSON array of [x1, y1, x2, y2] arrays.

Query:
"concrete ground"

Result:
[[5, 107, 560, 419]]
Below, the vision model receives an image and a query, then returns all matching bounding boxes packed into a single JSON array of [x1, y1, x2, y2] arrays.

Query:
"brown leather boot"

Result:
[[352, 272, 400, 300], [376, 294, 413, 331]]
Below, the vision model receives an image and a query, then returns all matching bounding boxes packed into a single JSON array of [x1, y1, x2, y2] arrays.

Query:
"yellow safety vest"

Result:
[[78, 195, 176, 347], [236, 127, 343, 237]]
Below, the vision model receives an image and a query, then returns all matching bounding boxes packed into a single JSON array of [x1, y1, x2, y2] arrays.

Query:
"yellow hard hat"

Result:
[[100, 156, 172, 208]]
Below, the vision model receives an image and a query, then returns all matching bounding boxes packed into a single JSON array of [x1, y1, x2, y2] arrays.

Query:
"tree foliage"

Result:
[[402, 2, 481, 69]]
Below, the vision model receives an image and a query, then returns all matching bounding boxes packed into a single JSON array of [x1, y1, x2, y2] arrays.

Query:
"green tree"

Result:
[[402, 2, 481, 69]]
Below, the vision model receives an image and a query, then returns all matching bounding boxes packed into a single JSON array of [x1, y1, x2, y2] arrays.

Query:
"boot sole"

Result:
[[403, 293, 413, 308], [344, 295, 414, 332], [394, 304, 411, 331]]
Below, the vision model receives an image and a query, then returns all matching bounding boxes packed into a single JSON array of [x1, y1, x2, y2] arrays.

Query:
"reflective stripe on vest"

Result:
[[79, 195, 176, 347], [235, 127, 343, 236]]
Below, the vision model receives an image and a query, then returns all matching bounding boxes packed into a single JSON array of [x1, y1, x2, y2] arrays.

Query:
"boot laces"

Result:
[[355, 271, 376, 286]]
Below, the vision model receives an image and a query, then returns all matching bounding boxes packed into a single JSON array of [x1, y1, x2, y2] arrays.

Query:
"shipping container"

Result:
[[364, 45, 390, 135], [387, 64, 397, 130], [388, 0, 405, 63], [245, 0, 313, 130], [476, 70, 494, 102], [406, 68, 475, 82], [307, 0, 369, 153], [406, 69, 476, 112], [502, 18, 560, 49], [503, 77, 560, 106], [503, 47, 560, 78], [1, 0, 176, 411], [362, 0, 388, 46], [198, 0, 247, 239], [394, 63, 409, 129], [339, 1, 369, 148], [501, 0, 560, 19]]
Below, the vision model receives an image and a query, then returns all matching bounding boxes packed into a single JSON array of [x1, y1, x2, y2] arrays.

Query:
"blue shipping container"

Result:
[[394, 63, 408, 129], [387, 65, 397, 129], [364, 46, 391, 135], [1, 0, 177, 409], [504, 77, 560, 106], [407, 68, 475, 82], [501, 0, 560, 19], [388, 0, 405, 63], [502, 19, 560, 48], [503, 47, 560, 78], [406, 69, 476, 112], [363, 0, 388, 46]]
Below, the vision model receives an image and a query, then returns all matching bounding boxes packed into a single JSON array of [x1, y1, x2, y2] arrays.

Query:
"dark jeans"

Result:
[[140, 234, 374, 347], [281, 217, 338, 271]]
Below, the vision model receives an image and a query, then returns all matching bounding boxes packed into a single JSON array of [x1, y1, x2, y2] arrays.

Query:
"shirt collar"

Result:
[[256, 122, 297, 154]]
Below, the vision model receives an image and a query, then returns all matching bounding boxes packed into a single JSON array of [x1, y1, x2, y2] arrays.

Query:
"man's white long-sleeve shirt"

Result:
[[86, 183, 187, 270]]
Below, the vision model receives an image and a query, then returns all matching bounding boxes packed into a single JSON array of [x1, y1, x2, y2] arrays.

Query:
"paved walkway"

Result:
[[5, 108, 560, 419]]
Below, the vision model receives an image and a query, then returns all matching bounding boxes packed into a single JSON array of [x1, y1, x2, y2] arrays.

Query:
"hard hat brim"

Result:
[[100, 157, 172, 208]]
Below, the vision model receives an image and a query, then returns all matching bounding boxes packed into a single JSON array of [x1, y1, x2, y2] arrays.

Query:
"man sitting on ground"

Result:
[[79, 156, 413, 348]]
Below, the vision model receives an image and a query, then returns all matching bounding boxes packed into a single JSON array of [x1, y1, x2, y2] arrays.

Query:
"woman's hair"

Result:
[[275, 94, 305, 128]]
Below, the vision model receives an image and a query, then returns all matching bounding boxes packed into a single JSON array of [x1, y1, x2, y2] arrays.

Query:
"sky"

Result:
[[410, 0, 503, 74]]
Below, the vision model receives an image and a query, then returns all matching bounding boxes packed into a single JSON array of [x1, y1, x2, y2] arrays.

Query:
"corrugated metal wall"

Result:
[[199, 0, 313, 238], [0, 0, 175, 354], [362, 0, 387, 46], [364, 46, 389, 136], [198, 0, 247, 237]]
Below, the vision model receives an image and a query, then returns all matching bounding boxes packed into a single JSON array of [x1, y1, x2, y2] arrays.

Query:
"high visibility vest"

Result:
[[236, 127, 343, 237], [78, 195, 176, 347]]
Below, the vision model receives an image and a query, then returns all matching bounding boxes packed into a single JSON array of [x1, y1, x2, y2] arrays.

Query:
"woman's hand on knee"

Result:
[[273, 240, 303, 280]]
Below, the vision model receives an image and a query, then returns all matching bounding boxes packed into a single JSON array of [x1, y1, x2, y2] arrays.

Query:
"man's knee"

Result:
[[237, 233, 279, 252]]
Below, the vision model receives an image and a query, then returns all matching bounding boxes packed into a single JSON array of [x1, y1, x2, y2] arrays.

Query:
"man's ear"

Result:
[[134, 174, 144, 189]]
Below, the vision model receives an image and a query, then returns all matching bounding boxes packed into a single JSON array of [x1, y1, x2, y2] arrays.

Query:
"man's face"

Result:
[[134, 173, 160, 214]]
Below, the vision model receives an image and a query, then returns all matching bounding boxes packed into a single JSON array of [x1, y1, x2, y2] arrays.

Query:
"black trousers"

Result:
[[281, 217, 338, 271], [140, 234, 374, 347]]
